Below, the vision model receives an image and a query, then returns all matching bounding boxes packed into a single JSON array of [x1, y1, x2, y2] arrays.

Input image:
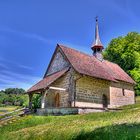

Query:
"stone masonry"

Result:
[[46, 71, 71, 107], [43, 50, 135, 109], [47, 51, 69, 75], [75, 75, 110, 108], [109, 82, 135, 108]]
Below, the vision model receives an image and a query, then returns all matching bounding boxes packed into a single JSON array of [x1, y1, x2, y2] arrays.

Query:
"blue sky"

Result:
[[0, 0, 140, 90]]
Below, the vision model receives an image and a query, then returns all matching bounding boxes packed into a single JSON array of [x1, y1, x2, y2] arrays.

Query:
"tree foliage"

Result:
[[4, 88, 25, 94], [0, 88, 28, 106], [103, 32, 140, 95], [32, 94, 42, 109]]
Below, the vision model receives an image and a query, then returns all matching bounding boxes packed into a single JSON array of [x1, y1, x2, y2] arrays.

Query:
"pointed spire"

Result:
[[91, 17, 104, 50]]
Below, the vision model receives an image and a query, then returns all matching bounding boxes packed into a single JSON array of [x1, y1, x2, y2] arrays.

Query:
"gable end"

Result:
[[44, 46, 70, 77]]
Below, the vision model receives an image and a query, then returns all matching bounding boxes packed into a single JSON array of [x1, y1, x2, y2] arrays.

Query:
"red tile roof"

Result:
[[27, 44, 135, 93], [59, 44, 135, 84], [27, 68, 69, 93], [104, 60, 135, 84]]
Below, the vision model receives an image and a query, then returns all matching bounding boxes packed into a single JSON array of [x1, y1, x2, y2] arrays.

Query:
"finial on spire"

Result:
[[95, 16, 98, 22]]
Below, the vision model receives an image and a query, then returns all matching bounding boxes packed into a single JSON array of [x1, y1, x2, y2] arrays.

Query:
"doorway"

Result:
[[55, 93, 60, 107], [102, 94, 108, 108]]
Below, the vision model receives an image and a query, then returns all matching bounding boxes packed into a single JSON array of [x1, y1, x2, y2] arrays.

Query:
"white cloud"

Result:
[[0, 27, 55, 45], [0, 27, 50, 91], [18, 64, 33, 70], [0, 56, 41, 91], [1, 70, 40, 80], [0, 57, 34, 71], [0, 70, 41, 91], [0, 63, 9, 69]]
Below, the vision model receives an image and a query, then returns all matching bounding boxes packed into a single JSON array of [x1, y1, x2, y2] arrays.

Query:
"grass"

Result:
[[0, 97, 140, 140], [0, 106, 19, 115]]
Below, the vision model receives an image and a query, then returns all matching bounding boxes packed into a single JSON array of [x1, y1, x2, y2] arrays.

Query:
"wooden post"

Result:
[[41, 90, 47, 109], [73, 75, 83, 107], [69, 68, 76, 107], [73, 80, 76, 107], [28, 93, 33, 110]]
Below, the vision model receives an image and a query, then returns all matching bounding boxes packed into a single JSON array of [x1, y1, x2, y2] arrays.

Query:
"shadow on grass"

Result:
[[72, 123, 140, 140]]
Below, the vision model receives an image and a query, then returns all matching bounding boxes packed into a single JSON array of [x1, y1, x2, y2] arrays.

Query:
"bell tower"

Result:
[[91, 17, 104, 61]]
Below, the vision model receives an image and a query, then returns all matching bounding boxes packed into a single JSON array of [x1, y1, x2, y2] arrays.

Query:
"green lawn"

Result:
[[0, 106, 19, 115], [0, 97, 140, 140]]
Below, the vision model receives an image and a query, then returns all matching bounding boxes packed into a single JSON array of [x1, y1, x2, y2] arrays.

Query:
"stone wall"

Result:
[[46, 71, 71, 107], [109, 82, 135, 108], [45, 64, 135, 109], [75, 76, 110, 107], [73, 101, 103, 108], [37, 108, 78, 116], [47, 51, 69, 75]]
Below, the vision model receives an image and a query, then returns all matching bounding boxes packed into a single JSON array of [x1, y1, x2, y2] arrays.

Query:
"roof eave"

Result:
[[27, 68, 69, 93]]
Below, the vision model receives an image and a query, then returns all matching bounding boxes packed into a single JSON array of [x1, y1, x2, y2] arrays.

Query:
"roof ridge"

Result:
[[59, 44, 121, 66], [59, 44, 93, 58]]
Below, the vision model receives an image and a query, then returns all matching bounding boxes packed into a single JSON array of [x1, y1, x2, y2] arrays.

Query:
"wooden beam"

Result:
[[49, 86, 66, 91]]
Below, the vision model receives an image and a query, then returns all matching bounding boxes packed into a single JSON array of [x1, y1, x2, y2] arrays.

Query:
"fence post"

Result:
[[29, 93, 33, 109]]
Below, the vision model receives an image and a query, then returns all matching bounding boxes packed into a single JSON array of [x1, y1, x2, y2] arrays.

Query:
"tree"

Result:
[[0, 92, 8, 104], [0, 88, 27, 106], [103, 32, 140, 95], [4, 88, 25, 94]]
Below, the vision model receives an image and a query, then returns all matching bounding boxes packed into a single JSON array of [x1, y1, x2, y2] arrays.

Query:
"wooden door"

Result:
[[102, 94, 108, 108], [55, 93, 60, 107]]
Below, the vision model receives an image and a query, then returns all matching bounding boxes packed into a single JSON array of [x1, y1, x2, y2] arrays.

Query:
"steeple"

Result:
[[91, 17, 104, 61]]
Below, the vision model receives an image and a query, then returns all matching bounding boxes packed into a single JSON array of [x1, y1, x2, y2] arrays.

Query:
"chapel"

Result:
[[27, 18, 135, 112]]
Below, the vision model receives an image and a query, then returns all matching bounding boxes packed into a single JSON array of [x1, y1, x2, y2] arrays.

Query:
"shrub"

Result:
[[0, 92, 28, 107], [32, 94, 42, 109]]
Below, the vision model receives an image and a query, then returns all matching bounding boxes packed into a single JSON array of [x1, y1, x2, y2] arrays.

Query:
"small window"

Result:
[[97, 48, 100, 52], [94, 48, 96, 53], [122, 89, 125, 96]]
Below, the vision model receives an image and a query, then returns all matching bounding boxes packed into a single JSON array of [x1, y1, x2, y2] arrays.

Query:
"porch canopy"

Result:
[[27, 68, 68, 93], [27, 68, 69, 109]]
